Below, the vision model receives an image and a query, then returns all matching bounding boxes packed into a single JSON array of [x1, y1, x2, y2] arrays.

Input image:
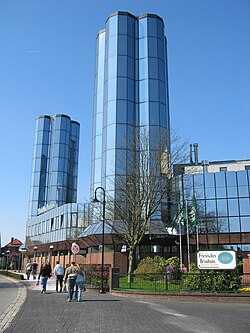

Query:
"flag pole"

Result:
[[178, 204, 183, 269], [196, 225, 199, 251], [186, 199, 191, 271], [194, 192, 199, 251]]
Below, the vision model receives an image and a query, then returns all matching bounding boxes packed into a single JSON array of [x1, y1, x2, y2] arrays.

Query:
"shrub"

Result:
[[134, 256, 167, 280], [165, 257, 180, 272], [181, 263, 241, 292], [134, 256, 183, 281]]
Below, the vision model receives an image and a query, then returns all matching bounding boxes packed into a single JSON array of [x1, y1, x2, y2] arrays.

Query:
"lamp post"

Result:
[[49, 245, 54, 266], [19, 248, 27, 272], [6, 250, 10, 270], [33, 246, 38, 260], [1, 252, 3, 270], [92, 186, 106, 294]]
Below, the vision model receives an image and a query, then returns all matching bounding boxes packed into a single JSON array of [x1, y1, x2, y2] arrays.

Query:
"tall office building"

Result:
[[28, 114, 80, 218], [91, 12, 170, 209]]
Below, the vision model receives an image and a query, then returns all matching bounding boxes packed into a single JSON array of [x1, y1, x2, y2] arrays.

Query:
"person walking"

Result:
[[54, 261, 64, 292], [38, 262, 52, 294], [75, 264, 86, 302], [63, 261, 79, 302], [32, 261, 38, 280], [26, 260, 32, 280]]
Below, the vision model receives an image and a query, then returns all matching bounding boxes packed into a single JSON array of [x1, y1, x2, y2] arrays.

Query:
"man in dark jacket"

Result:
[[32, 261, 38, 280], [38, 262, 52, 294]]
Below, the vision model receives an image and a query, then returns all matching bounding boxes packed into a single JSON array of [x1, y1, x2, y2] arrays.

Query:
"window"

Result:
[[118, 35, 127, 55], [121, 245, 127, 252], [60, 215, 64, 228], [241, 216, 250, 232], [108, 15, 117, 37], [229, 217, 240, 232], [72, 213, 77, 227], [245, 165, 250, 170], [50, 218, 54, 230], [118, 14, 127, 35], [220, 167, 227, 172]]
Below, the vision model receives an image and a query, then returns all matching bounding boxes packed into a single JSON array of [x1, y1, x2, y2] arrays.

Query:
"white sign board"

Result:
[[197, 250, 236, 270]]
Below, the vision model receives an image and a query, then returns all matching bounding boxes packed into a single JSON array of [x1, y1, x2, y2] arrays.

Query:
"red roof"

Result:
[[5, 238, 22, 247]]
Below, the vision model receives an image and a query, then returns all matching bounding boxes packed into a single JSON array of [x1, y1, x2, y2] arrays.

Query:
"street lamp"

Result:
[[49, 245, 54, 266], [33, 246, 38, 260], [92, 186, 106, 294], [6, 250, 10, 270], [18, 248, 27, 272]]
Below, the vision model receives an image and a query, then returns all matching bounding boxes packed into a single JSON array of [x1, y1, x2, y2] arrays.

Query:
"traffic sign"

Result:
[[71, 242, 80, 255]]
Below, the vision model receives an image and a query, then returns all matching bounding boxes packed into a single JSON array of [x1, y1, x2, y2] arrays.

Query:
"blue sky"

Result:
[[0, 0, 249, 246]]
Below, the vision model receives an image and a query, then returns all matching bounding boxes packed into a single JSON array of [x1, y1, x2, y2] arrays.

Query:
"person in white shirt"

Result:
[[26, 260, 33, 280], [54, 261, 64, 292]]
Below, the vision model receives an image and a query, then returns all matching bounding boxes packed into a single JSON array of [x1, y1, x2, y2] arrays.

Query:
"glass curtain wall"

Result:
[[175, 170, 250, 249], [91, 12, 170, 220], [28, 114, 80, 218]]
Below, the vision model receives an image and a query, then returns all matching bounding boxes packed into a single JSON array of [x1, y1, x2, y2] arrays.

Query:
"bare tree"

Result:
[[104, 127, 188, 275]]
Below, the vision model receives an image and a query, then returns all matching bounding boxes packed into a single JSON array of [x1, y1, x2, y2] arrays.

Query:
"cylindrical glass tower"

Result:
[[91, 12, 170, 213], [28, 114, 80, 218]]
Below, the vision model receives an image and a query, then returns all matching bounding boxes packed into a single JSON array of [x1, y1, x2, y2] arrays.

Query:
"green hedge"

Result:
[[0, 270, 24, 280], [181, 263, 241, 292]]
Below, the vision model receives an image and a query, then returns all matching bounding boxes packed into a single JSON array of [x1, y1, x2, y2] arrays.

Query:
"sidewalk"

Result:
[[1, 274, 250, 333], [0, 275, 27, 332], [4, 276, 132, 333]]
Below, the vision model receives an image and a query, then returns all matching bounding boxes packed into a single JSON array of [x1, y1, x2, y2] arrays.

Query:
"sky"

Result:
[[0, 0, 249, 246]]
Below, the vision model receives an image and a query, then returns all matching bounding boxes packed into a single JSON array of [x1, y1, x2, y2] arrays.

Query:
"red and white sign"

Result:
[[71, 242, 80, 255]]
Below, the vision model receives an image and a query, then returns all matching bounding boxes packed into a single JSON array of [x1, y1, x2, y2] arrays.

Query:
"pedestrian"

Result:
[[32, 261, 38, 280], [75, 264, 86, 302], [38, 262, 52, 294], [63, 261, 79, 302], [54, 261, 64, 292], [26, 260, 32, 280]]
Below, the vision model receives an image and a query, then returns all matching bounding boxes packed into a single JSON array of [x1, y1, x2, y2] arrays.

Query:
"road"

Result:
[[0, 274, 249, 333]]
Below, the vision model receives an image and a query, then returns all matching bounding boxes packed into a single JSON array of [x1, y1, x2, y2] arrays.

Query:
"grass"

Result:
[[117, 275, 181, 292]]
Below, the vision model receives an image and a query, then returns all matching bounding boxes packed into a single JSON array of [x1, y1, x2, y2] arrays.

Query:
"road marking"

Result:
[[136, 300, 187, 317]]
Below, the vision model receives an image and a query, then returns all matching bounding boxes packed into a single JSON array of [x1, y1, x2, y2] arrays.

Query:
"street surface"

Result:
[[0, 274, 249, 333]]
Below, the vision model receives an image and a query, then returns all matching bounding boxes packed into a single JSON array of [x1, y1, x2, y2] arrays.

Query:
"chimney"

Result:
[[193, 143, 198, 165], [202, 160, 209, 173], [189, 144, 193, 164], [11, 237, 14, 244]]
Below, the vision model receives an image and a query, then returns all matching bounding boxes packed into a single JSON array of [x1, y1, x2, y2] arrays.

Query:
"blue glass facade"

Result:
[[26, 203, 91, 244], [28, 114, 80, 218], [91, 12, 170, 208], [174, 170, 250, 251]]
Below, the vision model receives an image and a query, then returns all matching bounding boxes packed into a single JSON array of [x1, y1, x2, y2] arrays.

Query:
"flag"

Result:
[[173, 207, 183, 225], [182, 202, 187, 220], [174, 209, 182, 224], [189, 193, 197, 227]]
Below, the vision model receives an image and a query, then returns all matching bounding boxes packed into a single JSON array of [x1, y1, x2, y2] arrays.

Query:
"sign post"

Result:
[[71, 243, 80, 262]]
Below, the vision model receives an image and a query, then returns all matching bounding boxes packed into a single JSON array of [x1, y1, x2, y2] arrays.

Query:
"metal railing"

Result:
[[84, 269, 109, 289], [112, 271, 250, 293]]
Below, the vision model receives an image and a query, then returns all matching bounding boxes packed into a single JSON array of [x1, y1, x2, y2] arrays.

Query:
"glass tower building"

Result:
[[28, 114, 80, 218], [91, 12, 170, 208]]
